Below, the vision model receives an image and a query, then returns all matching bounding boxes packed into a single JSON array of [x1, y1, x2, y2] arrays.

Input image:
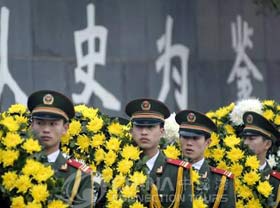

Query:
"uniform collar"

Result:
[[47, 149, 60, 163], [146, 150, 160, 174], [192, 158, 205, 171], [259, 161, 267, 171]]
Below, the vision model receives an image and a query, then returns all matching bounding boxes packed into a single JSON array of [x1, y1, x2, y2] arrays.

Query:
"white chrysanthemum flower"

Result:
[[163, 112, 179, 143], [230, 98, 263, 126], [267, 154, 277, 168]]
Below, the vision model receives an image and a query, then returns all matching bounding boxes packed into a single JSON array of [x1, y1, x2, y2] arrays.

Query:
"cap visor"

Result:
[[132, 118, 162, 126], [179, 130, 205, 137], [32, 112, 65, 120]]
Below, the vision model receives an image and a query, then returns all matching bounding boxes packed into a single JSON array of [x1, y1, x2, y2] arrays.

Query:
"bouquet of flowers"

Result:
[[0, 104, 67, 208], [206, 99, 276, 207], [61, 105, 148, 208]]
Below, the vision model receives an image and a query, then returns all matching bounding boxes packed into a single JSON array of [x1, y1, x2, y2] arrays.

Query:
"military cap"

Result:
[[27, 90, 75, 121], [175, 110, 217, 138], [125, 98, 170, 126], [110, 116, 130, 125], [241, 111, 280, 142]]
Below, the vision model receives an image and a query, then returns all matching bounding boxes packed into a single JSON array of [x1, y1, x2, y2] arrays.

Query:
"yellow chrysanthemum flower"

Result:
[[22, 138, 42, 154], [217, 160, 228, 170], [209, 132, 219, 147], [112, 174, 126, 189], [87, 116, 103, 132], [130, 171, 147, 186], [192, 169, 200, 185], [107, 199, 123, 208], [204, 148, 211, 158], [275, 114, 280, 125], [22, 159, 41, 176], [262, 110, 274, 121], [230, 163, 243, 177], [47, 200, 68, 208], [246, 198, 262, 208], [26, 201, 42, 208], [89, 163, 97, 173], [224, 135, 240, 148], [206, 111, 215, 119], [11, 196, 25, 208], [15, 175, 32, 193], [105, 137, 121, 151], [106, 189, 118, 202], [129, 201, 145, 208], [121, 145, 141, 160], [227, 148, 244, 162], [0, 116, 19, 132], [92, 133, 106, 148], [1, 149, 20, 167], [108, 122, 123, 136], [243, 171, 260, 186], [94, 148, 105, 164], [31, 184, 49, 202], [117, 159, 133, 174], [237, 185, 253, 199], [245, 155, 259, 170], [61, 132, 71, 145], [102, 167, 113, 183], [216, 106, 231, 119], [104, 150, 117, 166], [75, 105, 98, 120], [257, 181, 273, 198], [163, 145, 180, 159], [224, 124, 235, 135], [193, 196, 207, 208], [122, 184, 138, 198], [77, 135, 90, 152], [8, 104, 27, 115], [262, 100, 274, 107], [236, 199, 244, 208], [2, 171, 18, 190], [14, 115, 28, 127], [211, 147, 225, 161], [2, 132, 23, 148], [33, 166, 54, 182], [68, 120, 82, 136]]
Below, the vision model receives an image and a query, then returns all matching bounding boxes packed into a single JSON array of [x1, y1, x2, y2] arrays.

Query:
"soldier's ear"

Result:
[[62, 122, 69, 135], [264, 139, 272, 151]]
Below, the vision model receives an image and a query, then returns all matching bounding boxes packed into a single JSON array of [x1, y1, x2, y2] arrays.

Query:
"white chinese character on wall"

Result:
[[72, 3, 120, 111], [0, 7, 27, 105], [228, 15, 263, 100], [156, 15, 189, 110]]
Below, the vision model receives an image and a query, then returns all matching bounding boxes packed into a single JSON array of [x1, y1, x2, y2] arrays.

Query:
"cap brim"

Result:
[[32, 112, 65, 120], [132, 118, 162, 126], [179, 130, 205, 137]]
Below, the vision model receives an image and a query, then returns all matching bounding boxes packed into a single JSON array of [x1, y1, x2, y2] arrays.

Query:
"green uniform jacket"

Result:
[[148, 151, 193, 208], [52, 152, 100, 208], [197, 160, 236, 208], [261, 163, 279, 207]]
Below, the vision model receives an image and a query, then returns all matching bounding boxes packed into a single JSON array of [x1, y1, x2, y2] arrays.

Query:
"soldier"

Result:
[[28, 90, 104, 208], [175, 110, 236, 208], [125, 98, 193, 207], [241, 111, 280, 208]]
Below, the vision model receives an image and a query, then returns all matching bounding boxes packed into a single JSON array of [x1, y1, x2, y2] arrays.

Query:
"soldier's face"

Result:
[[244, 136, 271, 159], [31, 118, 68, 154], [180, 136, 210, 163], [131, 124, 164, 152]]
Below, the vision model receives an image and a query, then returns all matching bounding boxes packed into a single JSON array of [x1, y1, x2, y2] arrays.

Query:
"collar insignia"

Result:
[[201, 171, 207, 178], [156, 166, 163, 174], [43, 94, 54, 105], [60, 163, 68, 171]]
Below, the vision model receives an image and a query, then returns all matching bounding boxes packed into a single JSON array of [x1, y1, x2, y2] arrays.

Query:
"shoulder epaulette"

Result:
[[210, 166, 234, 179], [270, 171, 280, 180], [166, 158, 191, 169], [67, 159, 92, 174]]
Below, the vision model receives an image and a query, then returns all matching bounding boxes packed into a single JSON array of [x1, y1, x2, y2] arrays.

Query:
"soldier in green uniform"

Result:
[[125, 98, 193, 208], [28, 90, 104, 208], [241, 111, 280, 208], [175, 110, 236, 208]]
